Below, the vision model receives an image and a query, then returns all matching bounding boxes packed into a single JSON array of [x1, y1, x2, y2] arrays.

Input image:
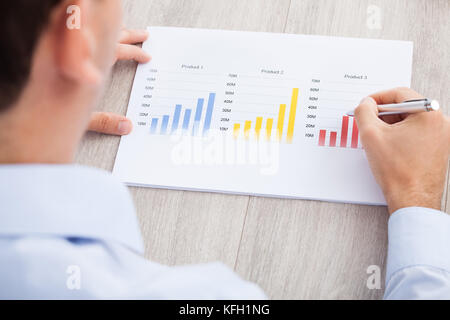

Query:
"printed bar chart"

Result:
[[319, 130, 326, 146], [149, 94, 216, 136], [351, 118, 359, 148], [287, 88, 299, 143], [330, 131, 337, 147], [255, 117, 263, 140], [244, 121, 252, 139], [171, 105, 182, 134], [277, 104, 286, 141], [266, 119, 273, 141], [192, 98, 204, 136], [114, 27, 413, 206], [340, 116, 349, 148], [161, 115, 169, 135], [182, 109, 192, 133], [150, 118, 158, 134], [233, 123, 240, 138], [232, 88, 299, 143], [202, 93, 216, 137], [317, 116, 360, 149]]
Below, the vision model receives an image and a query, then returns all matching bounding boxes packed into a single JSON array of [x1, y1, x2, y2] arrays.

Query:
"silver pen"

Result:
[[346, 99, 440, 117]]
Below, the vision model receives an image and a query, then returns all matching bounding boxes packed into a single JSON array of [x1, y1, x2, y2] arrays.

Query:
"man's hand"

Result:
[[115, 28, 151, 64], [88, 112, 133, 136], [88, 28, 150, 136], [355, 87, 450, 214]]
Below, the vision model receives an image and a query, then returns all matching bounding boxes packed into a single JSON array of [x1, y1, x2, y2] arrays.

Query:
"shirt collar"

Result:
[[0, 164, 144, 254]]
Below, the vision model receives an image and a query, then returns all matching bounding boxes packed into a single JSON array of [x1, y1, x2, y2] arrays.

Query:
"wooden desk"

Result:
[[75, 0, 450, 299]]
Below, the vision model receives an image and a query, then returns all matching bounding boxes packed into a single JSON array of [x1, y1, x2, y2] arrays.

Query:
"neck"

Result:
[[0, 82, 95, 164]]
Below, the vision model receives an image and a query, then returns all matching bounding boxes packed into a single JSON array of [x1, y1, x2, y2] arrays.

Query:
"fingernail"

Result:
[[360, 97, 375, 105], [118, 120, 133, 135]]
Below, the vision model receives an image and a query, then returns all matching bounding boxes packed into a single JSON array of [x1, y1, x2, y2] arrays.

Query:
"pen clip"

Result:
[[403, 98, 428, 103]]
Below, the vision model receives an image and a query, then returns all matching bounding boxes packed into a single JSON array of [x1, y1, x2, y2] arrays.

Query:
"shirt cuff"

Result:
[[386, 207, 450, 284]]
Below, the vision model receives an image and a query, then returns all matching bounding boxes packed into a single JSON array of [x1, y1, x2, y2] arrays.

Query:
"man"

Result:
[[0, 0, 449, 299]]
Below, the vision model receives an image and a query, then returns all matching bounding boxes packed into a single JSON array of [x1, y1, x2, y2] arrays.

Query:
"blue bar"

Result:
[[202, 93, 216, 136], [192, 98, 204, 136], [171, 105, 182, 133], [160, 115, 170, 135], [182, 109, 192, 132], [150, 118, 158, 134]]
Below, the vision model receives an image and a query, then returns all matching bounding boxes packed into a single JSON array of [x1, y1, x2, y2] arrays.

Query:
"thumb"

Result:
[[354, 97, 382, 130], [88, 112, 133, 136]]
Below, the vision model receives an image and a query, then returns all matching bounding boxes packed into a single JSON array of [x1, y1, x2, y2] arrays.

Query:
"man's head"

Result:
[[0, 0, 123, 162], [0, 0, 62, 110]]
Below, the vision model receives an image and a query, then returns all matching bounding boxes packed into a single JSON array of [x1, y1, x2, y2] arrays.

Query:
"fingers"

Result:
[[370, 87, 424, 104], [354, 97, 384, 130], [119, 29, 149, 44], [116, 43, 151, 63], [115, 28, 151, 63], [88, 112, 133, 136], [368, 87, 424, 124], [379, 113, 407, 124]]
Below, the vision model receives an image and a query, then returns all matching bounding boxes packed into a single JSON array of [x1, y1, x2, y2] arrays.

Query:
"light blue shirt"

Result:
[[384, 207, 450, 299], [0, 165, 449, 299]]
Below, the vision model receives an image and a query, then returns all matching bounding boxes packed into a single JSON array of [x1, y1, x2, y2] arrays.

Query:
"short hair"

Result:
[[0, 0, 63, 111]]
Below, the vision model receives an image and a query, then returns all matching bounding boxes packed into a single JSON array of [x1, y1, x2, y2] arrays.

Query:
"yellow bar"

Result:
[[266, 118, 273, 141], [255, 117, 263, 140], [233, 123, 240, 139], [287, 88, 299, 143], [277, 104, 286, 141], [244, 121, 252, 139]]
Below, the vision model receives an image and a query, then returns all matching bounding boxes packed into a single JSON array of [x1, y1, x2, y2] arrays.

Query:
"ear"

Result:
[[53, 0, 102, 85]]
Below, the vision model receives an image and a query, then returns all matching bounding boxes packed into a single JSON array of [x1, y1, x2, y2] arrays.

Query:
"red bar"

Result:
[[351, 118, 359, 148], [318, 130, 326, 146], [340, 116, 349, 148], [329, 131, 337, 147]]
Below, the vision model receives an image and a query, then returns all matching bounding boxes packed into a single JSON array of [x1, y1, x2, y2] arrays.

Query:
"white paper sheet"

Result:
[[113, 27, 413, 205]]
